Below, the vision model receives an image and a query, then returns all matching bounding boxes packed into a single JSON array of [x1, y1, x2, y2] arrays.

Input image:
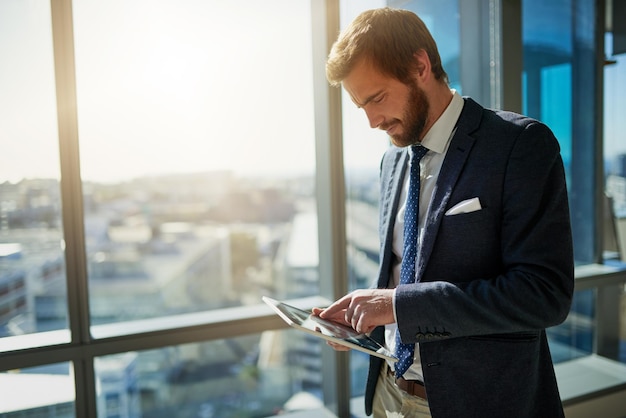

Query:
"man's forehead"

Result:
[[342, 60, 388, 107]]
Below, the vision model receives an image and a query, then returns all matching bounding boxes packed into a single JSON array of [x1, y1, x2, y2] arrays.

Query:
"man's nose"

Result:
[[364, 107, 383, 129]]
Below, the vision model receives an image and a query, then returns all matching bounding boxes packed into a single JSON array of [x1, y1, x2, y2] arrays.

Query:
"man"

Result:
[[312, 7, 574, 418]]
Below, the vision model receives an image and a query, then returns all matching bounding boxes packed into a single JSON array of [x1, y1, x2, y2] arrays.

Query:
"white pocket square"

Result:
[[445, 197, 482, 216]]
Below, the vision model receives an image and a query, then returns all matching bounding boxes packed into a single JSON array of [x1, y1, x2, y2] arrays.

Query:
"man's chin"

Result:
[[389, 135, 412, 148]]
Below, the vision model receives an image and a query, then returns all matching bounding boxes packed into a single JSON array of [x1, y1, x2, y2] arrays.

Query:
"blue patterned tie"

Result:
[[395, 144, 429, 378]]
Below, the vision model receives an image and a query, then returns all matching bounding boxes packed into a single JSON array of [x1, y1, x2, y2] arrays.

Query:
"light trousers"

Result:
[[371, 363, 432, 418]]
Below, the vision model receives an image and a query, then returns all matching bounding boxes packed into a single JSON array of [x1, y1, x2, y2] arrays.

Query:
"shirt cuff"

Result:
[[392, 287, 399, 323]]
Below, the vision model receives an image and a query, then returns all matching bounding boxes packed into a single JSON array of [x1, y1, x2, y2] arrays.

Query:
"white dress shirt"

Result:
[[385, 90, 464, 381]]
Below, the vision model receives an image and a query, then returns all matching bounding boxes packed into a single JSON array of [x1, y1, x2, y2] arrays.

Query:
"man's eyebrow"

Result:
[[352, 90, 384, 108]]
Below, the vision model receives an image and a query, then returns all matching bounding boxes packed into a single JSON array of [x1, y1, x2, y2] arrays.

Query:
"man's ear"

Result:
[[413, 49, 431, 81]]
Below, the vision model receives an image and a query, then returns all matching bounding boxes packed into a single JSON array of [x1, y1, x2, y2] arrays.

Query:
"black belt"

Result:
[[387, 366, 428, 400]]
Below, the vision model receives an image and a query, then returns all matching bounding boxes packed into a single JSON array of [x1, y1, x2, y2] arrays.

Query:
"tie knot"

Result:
[[411, 144, 429, 162]]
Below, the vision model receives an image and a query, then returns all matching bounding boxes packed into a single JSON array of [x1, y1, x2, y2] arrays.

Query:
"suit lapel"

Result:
[[378, 98, 484, 285], [416, 99, 482, 280]]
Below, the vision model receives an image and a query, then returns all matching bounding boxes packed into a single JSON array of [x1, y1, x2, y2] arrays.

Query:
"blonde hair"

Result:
[[326, 8, 448, 86]]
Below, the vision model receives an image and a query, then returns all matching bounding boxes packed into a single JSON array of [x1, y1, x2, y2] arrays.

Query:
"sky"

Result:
[[0, 0, 624, 184], [0, 0, 59, 183], [0, 0, 322, 183]]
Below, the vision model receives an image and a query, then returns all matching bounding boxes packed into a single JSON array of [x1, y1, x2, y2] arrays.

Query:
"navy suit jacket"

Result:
[[364, 98, 574, 417]]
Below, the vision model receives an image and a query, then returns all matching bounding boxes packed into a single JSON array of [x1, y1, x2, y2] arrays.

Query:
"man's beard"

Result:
[[386, 82, 429, 147]]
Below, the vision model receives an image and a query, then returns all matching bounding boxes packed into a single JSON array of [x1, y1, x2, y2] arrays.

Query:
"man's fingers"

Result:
[[314, 289, 395, 333], [351, 305, 368, 334], [318, 294, 351, 318], [353, 311, 377, 334], [311, 307, 324, 316], [312, 303, 351, 327]]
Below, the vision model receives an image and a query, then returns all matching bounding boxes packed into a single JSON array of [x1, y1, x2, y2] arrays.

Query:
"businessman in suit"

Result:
[[312, 7, 574, 418]]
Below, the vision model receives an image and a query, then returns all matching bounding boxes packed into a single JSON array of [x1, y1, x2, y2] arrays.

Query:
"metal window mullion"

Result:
[[500, 0, 523, 112], [312, 0, 351, 417], [593, 0, 607, 263], [50, 0, 97, 417], [459, 0, 490, 106], [592, 0, 620, 360]]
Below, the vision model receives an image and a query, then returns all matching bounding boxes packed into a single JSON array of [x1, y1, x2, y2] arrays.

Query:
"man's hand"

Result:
[[312, 289, 396, 334]]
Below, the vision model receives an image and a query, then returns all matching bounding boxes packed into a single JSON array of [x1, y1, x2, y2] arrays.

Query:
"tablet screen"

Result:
[[263, 296, 397, 362]]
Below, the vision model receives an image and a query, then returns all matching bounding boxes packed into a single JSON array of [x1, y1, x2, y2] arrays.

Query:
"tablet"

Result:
[[262, 296, 397, 362]]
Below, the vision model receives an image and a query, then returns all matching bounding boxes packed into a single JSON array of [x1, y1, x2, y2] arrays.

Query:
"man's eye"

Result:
[[373, 95, 384, 104]]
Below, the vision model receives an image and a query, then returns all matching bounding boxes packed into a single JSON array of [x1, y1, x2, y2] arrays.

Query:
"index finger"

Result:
[[319, 294, 352, 319]]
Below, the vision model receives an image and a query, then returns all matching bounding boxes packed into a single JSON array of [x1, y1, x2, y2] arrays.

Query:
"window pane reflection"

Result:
[[522, 0, 603, 364], [605, 48, 626, 241], [95, 330, 324, 417], [0, 0, 69, 339], [72, 0, 318, 326]]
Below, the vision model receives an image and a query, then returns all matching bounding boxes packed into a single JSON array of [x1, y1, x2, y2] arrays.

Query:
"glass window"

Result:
[[0, 0, 69, 341], [604, 40, 626, 233], [523, 0, 598, 265], [522, 0, 603, 363], [522, 0, 573, 185], [603, 30, 626, 364], [71, 0, 318, 327], [94, 330, 324, 417]]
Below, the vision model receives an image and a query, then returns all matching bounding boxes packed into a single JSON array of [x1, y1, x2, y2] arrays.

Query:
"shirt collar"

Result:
[[418, 89, 464, 154]]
